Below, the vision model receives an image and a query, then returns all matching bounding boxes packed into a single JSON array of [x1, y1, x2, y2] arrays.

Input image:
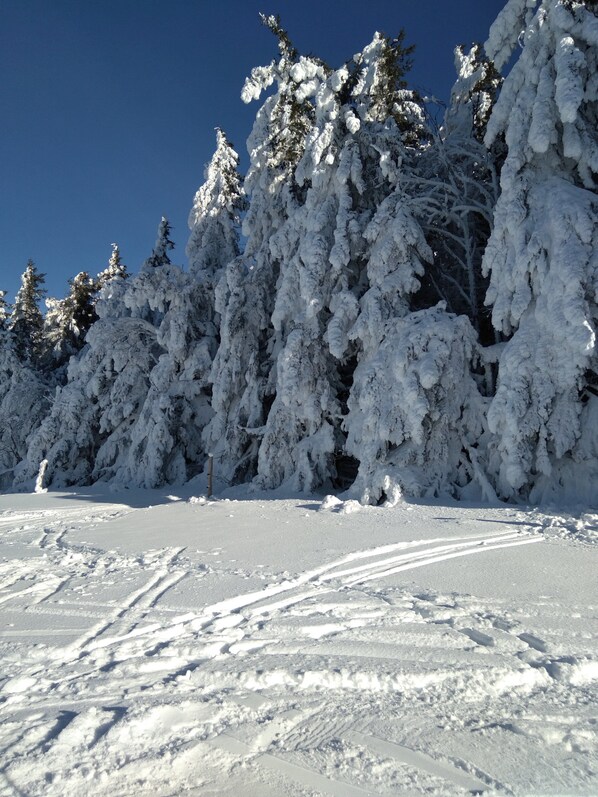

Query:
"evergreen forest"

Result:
[[2, 0, 597, 506]]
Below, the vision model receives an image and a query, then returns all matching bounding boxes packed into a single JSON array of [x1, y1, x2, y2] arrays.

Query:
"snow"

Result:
[[0, 486, 596, 796]]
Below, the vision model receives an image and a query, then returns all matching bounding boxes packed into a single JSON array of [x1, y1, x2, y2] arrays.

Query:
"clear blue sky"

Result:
[[1, 0, 505, 302]]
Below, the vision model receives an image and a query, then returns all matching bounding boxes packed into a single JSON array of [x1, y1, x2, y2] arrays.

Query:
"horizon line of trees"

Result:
[[1, 0, 597, 506]]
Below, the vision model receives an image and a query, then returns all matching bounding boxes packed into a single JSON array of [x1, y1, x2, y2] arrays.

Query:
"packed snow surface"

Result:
[[0, 486, 596, 796]]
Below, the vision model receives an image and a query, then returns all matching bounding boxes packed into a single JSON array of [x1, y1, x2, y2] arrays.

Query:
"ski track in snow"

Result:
[[0, 496, 596, 796]]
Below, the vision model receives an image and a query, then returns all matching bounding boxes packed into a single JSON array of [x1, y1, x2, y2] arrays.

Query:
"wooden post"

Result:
[[207, 453, 214, 498]]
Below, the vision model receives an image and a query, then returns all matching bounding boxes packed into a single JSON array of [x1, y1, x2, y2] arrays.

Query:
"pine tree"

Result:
[[18, 311, 162, 488], [97, 243, 128, 288], [0, 315, 48, 489], [482, 0, 598, 500], [186, 129, 245, 283], [17, 221, 172, 488], [257, 31, 431, 492], [445, 44, 502, 144], [0, 290, 9, 330], [143, 217, 175, 270], [10, 260, 46, 363], [92, 218, 182, 486], [43, 272, 99, 377], [249, 13, 325, 180], [346, 305, 487, 504], [205, 18, 328, 484], [18, 214, 224, 490]]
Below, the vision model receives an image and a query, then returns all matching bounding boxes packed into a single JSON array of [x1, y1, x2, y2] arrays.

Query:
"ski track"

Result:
[[0, 499, 596, 796]]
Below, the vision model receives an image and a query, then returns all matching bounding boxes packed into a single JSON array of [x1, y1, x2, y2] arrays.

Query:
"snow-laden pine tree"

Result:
[[19, 207, 238, 491], [116, 268, 211, 488], [346, 305, 488, 504], [0, 290, 9, 329], [87, 218, 202, 487], [97, 243, 128, 289], [408, 45, 501, 343], [482, 0, 598, 501], [205, 17, 328, 484], [10, 260, 45, 364], [123, 131, 245, 489], [187, 129, 245, 282], [256, 32, 427, 492], [0, 299, 48, 489], [18, 310, 162, 488], [16, 221, 175, 488], [341, 36, 503, 503], [42, 271, 99, 379]]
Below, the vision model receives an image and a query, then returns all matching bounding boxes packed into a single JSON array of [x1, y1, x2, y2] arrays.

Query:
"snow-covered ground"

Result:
[[0, 486, 596, 796]]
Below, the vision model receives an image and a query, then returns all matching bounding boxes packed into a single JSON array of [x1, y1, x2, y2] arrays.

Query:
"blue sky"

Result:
[[1, 0, 505, 303]]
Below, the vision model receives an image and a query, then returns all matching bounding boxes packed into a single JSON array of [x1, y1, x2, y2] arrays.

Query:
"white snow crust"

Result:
[[0, 487, 596, 795]]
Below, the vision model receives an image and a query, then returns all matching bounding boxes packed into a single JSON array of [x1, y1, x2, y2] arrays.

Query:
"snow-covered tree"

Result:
[[126, 280, 218, 486], [205, 18, 328, 484], [445, 44, 502, 144], [0, 291, 9, 331], [340, 143, 488, 502], [40, 246, 128, 382], [187, 129, 245, 282], [16, 221, 174, 488], [346, 305, 487, 504], [327, 33, 502, 503], [142, 217, 175, 270], [256, 31, 430, 491], [107, 198, 240, 487], [405, 46, 500, 345], [18, 312, 162, 488], [97, 243, 128, 288], [18, 213, 225, 490], [42, 271, 99, 378], [10, 260, 45, 363], [0, 320, 48, 489], [483, 0, 598, 499]]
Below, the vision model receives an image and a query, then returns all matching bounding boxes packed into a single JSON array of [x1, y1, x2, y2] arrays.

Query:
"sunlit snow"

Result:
[[0, 486, 596, 795]]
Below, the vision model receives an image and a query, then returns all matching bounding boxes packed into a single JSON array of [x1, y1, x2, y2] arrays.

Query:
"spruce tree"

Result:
[[205, 18, 327, 484], [97, 243, 128, 288], [143, 217, 175, 270], [0, 307, 48, 489], [42, 272, 99, 378], [257, 31, 432, 492], [482, 0, 598, 501], [18, 215, 222, 489], [10, 260, 45, 363], [0, 290, 9, 330], [186, 128, 245, 283]]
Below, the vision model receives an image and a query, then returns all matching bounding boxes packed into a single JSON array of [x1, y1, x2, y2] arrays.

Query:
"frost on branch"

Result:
[[351, 188, 430, 355], [485, 0, 598, 190], [485, 0, 538, 71]]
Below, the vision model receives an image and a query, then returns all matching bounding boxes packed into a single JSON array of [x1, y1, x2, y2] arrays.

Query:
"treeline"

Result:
[[1, 0, 597, 505]]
